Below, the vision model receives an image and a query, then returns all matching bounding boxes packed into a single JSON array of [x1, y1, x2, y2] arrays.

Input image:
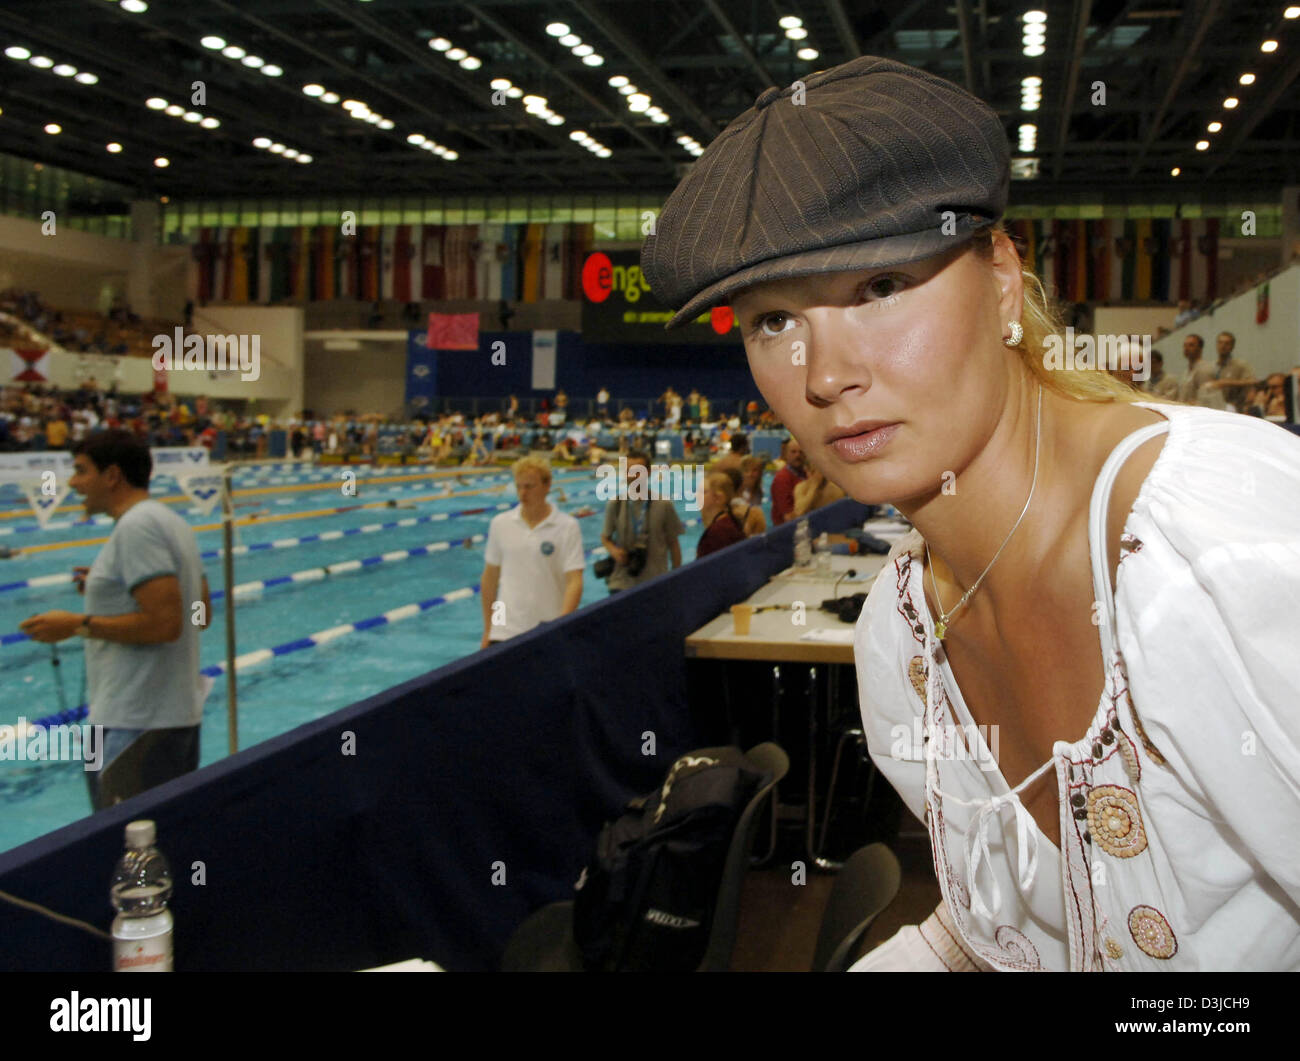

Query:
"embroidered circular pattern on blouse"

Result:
[[1128, 905, 1178, 959], [1087, 785, 1147, 858], [992, 926, 1042, 970], [908, 655, 928, 705]]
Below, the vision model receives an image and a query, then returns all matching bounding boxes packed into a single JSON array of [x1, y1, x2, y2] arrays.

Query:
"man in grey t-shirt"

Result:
[[21, 430, 210, 809], [599, 450, 685, 593]]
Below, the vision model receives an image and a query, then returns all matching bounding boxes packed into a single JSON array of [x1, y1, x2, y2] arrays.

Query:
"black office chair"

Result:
[[810, 842, 902, 972], [501, 742, 789, 972]]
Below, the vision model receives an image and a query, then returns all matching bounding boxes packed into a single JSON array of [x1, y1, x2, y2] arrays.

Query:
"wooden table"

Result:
[[685, 551, 892, 869]]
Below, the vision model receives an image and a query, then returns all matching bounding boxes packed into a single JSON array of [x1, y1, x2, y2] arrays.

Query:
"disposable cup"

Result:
[[730, 604, 754, 636]]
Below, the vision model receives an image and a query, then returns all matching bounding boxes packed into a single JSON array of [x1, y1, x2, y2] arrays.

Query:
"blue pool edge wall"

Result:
[[0, 500, 869, 971]]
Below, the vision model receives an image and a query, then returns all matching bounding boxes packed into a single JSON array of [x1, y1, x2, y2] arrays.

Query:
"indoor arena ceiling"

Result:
[[0, 0, 1297, 203]]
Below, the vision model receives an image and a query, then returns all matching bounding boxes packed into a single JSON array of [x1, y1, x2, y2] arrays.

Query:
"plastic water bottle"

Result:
[[815, 531, 832, 576], [110, 820, 173, 972], [794, 518, 813, 567]]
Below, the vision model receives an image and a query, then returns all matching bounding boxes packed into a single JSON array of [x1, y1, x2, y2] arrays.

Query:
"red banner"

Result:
[[426, 312, 479, 351]]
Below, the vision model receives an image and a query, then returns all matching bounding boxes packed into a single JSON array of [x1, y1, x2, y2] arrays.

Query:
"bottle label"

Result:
[[114, 933, 172, 972]]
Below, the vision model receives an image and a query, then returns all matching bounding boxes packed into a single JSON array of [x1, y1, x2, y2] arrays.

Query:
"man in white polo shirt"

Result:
[[480, 455, 584, 647]]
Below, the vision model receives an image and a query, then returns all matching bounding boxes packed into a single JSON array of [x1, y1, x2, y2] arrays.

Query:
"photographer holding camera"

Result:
[[597, 450, 685, 594]]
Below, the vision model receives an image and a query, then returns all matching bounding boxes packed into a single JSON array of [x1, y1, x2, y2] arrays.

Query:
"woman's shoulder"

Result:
[[1126, 401, 1300, 552]]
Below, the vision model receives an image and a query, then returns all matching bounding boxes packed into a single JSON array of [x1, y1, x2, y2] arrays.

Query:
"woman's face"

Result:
[[730, 236, 1023, 507]]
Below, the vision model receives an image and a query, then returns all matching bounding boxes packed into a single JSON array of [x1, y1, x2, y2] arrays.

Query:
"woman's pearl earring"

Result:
[[1004, 320, 1024, 347]]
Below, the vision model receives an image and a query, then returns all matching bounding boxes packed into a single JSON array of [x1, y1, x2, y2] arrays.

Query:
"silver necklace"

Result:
[[926, 384, 1043, 640]]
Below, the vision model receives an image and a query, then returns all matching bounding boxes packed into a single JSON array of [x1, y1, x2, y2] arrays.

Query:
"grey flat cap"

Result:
[[641, 56, 1010, 328]]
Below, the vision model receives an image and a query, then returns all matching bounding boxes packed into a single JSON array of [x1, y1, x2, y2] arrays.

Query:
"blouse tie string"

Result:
[[923, 599, 1057, 921]]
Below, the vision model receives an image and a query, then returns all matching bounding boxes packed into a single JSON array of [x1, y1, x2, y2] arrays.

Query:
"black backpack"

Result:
[[572, 747, 769, 972]]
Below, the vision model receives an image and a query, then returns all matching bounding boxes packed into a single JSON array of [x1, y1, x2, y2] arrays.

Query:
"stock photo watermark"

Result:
[[151, 327, 261, 381], [594, 456, 707, 510], [0, 718, 103, 772]]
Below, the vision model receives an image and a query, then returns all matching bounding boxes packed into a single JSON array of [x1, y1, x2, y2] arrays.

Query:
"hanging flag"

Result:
[[9, 345, 50, 383], [1256, 281, 1269, 324], [173, 466, 226, 516], [406, 329, 437, 410], [19, 474, 71, 530], [427, 312, 479, 350]]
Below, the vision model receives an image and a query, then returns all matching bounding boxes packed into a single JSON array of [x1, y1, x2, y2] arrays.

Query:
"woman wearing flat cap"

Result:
[[643, 56, 1300, 971]]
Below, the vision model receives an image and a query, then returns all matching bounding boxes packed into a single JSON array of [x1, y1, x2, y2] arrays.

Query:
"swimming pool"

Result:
[[0, 460, 705, 853]]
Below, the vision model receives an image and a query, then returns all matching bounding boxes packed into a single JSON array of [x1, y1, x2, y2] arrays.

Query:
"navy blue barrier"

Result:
[[0, 499, 869, 971]]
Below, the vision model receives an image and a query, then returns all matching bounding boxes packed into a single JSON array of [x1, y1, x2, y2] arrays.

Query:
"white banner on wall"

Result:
[[531, 330, 557, 391], [0, 448, 209, 477]]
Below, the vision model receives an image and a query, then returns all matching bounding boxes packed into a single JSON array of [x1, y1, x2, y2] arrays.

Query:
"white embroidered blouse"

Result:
[[851, 401, 1300, 971]]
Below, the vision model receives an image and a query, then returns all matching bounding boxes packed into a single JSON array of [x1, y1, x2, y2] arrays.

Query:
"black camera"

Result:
[[626, 545, 648, 577], [594, 555, 615, 579]]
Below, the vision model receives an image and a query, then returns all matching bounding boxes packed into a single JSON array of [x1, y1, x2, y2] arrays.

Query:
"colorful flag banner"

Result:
[[9, 346, 50, 383]]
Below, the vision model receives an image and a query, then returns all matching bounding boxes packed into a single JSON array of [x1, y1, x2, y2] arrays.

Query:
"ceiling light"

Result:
[[242, 55, 265, 68], [444, 150, 458, 160], [779, 16, 803, 29], [609, 75, 629, 87], [628, 99, 650, 113], [29, 55, 54, 68], [583, 54, 604, 66], [75, 71, 98, 84], [407, 133, 427, 145], [1171, 167, 1180, 176], [446, 47, 467, 61], [570, 130, 587, 140], [573, 44, 594, 57], [1285, 6, 1300, 17], [628, 93, 650, 106], [506, 86, 522, 98], [4, 46, 31, 60], [650, 112, 669, 123], [303, 84, 325, 96], [430, 38, 451, 51], [1207, 121, 1222, 132], [785, 27, 808, 40], [522, 94, 545, 106], [183, 111, 201, 122], [1022, 76, 1042, 86], [491, 78, 512, 90], [1239, 73, 1255, 85], [618, 84, 636, 95], [365, 113, 381, 124], [200, 36, 226, 50], [546, 22, 570, 36], [221, 45, 245, 59], [283, 148, 299, 158], [797, 47, 819, 60], [321, 91, 339, 103], [1195, 140, 1209, 151], [53, 64, 76, 77], [297, 154, 312, 163], [459, 56, 481, 70], [44, 123, 61, 134], [200, 117, 219, 129], [342, 99, 365, 111], [269, 143, 285, 153], [165, 104, 184, 116], [1023, 45, 1045, 56], [596, 148, 611, 158], [378, 118, 394, 129], [546, 114, 564, 125], [261, 65, 282, 76], [154, 157, 170, 167], [252, 136, 272, 148], [146, 97, 168, 110], [107, 142, 122, 152], [1023, 10, 1047, 23], [676, 135, 691, 144], [1022, 101, 1039, 111], [1223, 97, 1238, 108], [1260, 39, 1278, 53], [559, 34, 581, 47], [121, 0, 148, 12]]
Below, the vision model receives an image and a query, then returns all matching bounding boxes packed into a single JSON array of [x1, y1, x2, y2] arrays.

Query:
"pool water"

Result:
[[0, 462, 704, 854]]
